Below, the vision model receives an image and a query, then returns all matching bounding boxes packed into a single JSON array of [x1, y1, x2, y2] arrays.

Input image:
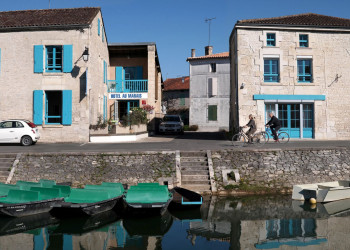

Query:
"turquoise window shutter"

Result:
[[34, 45, 44, 73], [103, 61, 106, 83], [63, 45, 73, 73], [33, 90, 44, 125], [136, 66, 143, 79], [62, 90, 72, 125], [116, 67, 123, 92], [102, 28, 105, 42], [98, 18, 100, 36], [103, 96, 107, 121]]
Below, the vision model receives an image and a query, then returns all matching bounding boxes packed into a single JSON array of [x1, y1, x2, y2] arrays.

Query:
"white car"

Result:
[[0, 120, 40, 146], [159, 115, 184, 134]]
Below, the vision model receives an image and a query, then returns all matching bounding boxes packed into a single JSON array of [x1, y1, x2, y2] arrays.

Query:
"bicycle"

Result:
[[261, 126, 290, 143], [231, 126, 267, 147]]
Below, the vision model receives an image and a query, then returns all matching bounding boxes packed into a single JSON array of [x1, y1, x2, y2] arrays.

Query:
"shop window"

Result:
[[46, 46, 62, 72], [208, 105, 217, 121], [299, 34, 309, 47], [209, 63, 216, 72], [264, 59, 279, 82], [266, 33, 276, 46], [297, 59, 312, 82]]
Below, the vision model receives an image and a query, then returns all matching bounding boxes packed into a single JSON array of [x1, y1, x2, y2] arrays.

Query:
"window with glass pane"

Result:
[[46, 46, 62, 72], [278, 104, 288, 128], [266, 33, 276, 46], [265, 104, 275, 124], [264, 59, 279, 82], [299, 34, 309, 47], [290, 104, 300, 128], [303, 104, 313, 128], [297, 59, 312, 82]]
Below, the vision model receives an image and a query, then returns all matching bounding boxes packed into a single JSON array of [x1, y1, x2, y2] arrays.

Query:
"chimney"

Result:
[[205, 46, 213, 56], [191, 49, 196, 58]]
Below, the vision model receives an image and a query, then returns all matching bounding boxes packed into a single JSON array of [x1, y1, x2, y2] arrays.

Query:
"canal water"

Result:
[[0, 195, 348, 249]]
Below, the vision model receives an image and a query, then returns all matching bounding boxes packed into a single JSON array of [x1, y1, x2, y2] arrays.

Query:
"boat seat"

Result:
[[84, 185, 124, 197], [64, 189, 112, 204], [30, 187, 61, 200], [16, 181, 42, 190], [51, 185, 71, 197], [39, 179, 56, 187], [128, 186, 168, 192], [318, 184, 339, 189], [125, 189, 170, 204], [0, 189, 40, 204], [101, 182, 125, 191], [0, 185, 19, 197], [136, 183, 160, 187], [329, 186, 350, 190]]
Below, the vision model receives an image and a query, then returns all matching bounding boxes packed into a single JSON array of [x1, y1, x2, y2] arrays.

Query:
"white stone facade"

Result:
[[230, 24, 350, 139], [0, 10, 109, 142]]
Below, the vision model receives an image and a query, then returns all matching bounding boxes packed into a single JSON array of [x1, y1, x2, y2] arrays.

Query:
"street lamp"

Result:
[[82, 47, 89, 62]]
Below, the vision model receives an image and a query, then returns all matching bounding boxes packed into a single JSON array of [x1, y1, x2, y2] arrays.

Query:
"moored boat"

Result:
[[169, 187, 203, 210], [123, 183, 172, 216], [292, 180, 350, 203]]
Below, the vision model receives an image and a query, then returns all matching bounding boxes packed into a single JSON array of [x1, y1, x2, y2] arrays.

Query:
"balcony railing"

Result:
[[108, 80, 148, 93]]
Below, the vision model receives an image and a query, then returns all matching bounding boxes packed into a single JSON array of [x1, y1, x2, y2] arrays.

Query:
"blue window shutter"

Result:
[[33, 90, 44, 125], [103, 96, 107, 121], [34, 45, 44, 73], [103, 61, 106, 83], [63, 45, 73, 73], [102, 28, 105, 42], [136, 66, 143, 79], [98, 18, 101, 36], [62, 90, 72, 125], [116, 67, 123, 92]]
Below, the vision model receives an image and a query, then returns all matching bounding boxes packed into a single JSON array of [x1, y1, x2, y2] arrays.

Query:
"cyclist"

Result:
[[243, 114, 256, 143], [266, 112, 281, 142]]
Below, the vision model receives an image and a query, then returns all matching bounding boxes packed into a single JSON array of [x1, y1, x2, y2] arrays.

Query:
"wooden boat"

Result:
[[169, 187, 203, 210], [292, 181, 350, 203], [53, 183, 124, 216], [123, 183, 172, 216]]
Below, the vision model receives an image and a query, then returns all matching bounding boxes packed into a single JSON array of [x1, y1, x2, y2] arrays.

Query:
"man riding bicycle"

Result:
[[266, 112, 281, 142]]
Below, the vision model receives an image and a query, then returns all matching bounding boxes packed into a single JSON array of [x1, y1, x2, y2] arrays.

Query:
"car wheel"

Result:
[[32, 141, 37, 145], [21, 136, 32, 146]]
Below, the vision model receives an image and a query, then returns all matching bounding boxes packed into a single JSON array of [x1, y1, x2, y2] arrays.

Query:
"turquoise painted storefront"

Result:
[[254, 95, 325, 139]]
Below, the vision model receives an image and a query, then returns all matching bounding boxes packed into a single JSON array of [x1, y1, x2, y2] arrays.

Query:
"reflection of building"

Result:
[[0, 7, 109, 142], [187, 47, 230, 131], [107, 43, 163, 132], [163, 76, 189, 125]]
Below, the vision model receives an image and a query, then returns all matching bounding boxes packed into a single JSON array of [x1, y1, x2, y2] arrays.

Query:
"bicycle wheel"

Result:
[[278, 132, 290, 143], [253, 132, 267, 146], [231, 133, 247, 147]]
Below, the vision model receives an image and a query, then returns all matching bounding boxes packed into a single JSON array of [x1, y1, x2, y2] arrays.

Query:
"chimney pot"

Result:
[[191, 49, 196, 58], [205, 46, 213, 56]]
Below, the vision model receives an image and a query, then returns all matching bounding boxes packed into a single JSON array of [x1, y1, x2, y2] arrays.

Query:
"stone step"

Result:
[[0, 158, 15, 163], [182, 164, 209, 170], [181, 157, 207, 163], [181, 170, 209, 175], [0, 154, 17, 158], [180, 151, 207, 157], [181, 184, 211, 192], [181, 175, 209, 181], [181, 161, 208, 167], [0, 166, 10, 171], [181, 180, 211, 185]]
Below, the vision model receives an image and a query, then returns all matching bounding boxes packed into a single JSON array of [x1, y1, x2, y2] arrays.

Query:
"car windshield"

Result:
[[163, 116, 180, 122]]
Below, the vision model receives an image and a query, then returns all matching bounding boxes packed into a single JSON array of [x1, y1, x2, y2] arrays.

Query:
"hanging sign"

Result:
[[109, 93, 148, 100]]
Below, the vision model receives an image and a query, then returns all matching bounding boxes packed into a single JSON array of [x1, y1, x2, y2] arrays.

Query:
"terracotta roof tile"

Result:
[[237, 13, 350, 28], [163, 76, 189, 91], [0, 7, 100, 30], [187, 52, 229, 61]]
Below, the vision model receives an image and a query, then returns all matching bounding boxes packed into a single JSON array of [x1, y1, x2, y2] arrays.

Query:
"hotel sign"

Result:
[[109, 93, 148, 100]]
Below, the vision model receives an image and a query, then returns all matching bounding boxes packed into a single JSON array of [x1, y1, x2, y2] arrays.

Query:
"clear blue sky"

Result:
[[2, 0, 350, 79]]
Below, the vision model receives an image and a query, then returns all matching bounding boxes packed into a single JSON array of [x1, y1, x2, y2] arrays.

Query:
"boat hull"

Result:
[[52, 196, 122, 217], [123, 198, 172, 217], [169, 187, 203, 210], [0, 198, 63, 217]]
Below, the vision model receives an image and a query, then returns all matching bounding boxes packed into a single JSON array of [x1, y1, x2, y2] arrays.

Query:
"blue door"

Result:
[[278, 104, 300, 138], [303, 104, 314, 138]]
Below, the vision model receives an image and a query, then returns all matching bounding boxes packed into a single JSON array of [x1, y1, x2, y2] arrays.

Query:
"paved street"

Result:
[[0, 132, 349, 153]]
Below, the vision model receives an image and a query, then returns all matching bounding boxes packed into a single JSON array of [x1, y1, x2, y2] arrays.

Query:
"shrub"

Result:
[[184, 125, 199, 131], [120, 108, 148, 127]]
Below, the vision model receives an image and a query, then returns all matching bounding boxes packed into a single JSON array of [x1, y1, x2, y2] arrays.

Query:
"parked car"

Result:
[[159, 115, 184, 134], [0, 120, 40, 146]]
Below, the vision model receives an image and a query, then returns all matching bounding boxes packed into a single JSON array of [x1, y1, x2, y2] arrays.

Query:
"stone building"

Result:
[[187, 47, 230, 131], [107, 42, 163, 132], [162, 76, 189, 125], [229, 13, 350, 139], [0, 7, 109, 142]]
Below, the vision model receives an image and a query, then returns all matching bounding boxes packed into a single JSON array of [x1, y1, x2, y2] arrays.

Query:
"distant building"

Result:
[[163, 76, 189, 125], [229, 13, 350, 139], [187, 47, 230, 131], [0, 7, 109, 142], [107, 42, 163, 132]]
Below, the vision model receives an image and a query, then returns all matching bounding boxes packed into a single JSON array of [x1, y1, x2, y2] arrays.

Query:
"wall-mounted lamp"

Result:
[[240, 82, 245, 89], [82, 47, 89, 62]]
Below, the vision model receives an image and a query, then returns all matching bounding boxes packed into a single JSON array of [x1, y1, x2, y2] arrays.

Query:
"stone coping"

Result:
[[91, 131, 149, 136], [0, 151, 176, 156]]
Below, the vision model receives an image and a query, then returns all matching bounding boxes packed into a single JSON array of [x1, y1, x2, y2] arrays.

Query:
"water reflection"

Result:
[[2, 195, 350, 249]]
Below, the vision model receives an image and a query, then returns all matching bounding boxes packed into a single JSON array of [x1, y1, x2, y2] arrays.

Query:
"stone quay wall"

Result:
[[12, 152, 176, 187], [212, 148, 350, 192]]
